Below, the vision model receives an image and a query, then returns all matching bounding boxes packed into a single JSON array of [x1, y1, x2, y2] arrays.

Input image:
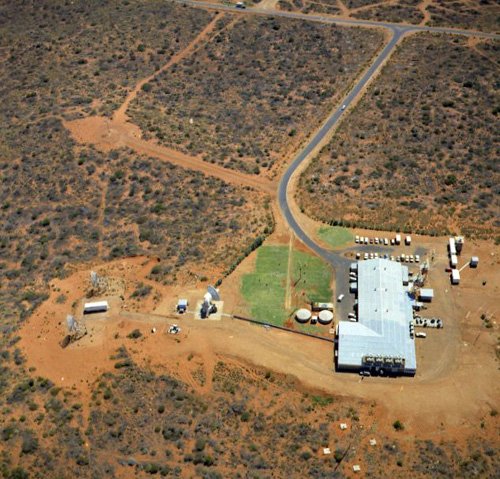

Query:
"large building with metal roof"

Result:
[[336, 258, 416, 376]]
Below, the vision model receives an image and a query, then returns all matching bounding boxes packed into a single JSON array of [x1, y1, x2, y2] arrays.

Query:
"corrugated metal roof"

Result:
[[338, 258, 416, 372]]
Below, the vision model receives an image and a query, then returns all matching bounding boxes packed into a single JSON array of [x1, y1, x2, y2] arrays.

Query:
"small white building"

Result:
[[470, 256, 479, 268], [395, 234, 401, 245], [451, 269, 460, 285], [83, 300, 109, 314], [448, 237, 456, 256], [450, 254, 458, 268], [405, 235, 411, 245], [419, 288, 434, 302]]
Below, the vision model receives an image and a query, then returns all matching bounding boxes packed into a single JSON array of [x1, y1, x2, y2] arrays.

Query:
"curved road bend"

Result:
[[278, 28, 403, 317], [176, 0, 499, 313]]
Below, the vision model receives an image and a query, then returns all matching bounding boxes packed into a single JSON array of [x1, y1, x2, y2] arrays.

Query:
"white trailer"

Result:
[[451, 269, 460, 285], [395, 234, 401, 245], [448, 237, 456, 256], [405, 235, 412, 246], [83, 300, 109, 314], [450, 254, 458, 268]]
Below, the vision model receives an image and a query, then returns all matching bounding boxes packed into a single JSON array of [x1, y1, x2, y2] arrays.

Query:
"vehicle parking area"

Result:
[[333, 229, 498, 381]]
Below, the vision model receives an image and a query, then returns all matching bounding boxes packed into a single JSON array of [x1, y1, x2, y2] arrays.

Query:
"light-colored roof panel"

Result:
[[338, 259, 416, 372]]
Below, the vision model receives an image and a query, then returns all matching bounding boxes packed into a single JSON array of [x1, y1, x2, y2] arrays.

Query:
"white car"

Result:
[[337, 294, 345, 302], [341, 104, 346, 110]]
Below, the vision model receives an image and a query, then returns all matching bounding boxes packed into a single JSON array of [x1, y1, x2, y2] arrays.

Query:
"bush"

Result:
[[393, 420, 405, 431], [127, 329, 142, 339]]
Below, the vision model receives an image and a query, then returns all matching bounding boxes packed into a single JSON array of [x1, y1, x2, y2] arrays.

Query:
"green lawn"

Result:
[[241, 245, 332, 326], [317, 226, 353, 249]]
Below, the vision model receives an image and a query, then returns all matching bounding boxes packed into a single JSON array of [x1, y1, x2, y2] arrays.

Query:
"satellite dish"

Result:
[[207, 286, 220, 301], [66, 315, 76, 333]]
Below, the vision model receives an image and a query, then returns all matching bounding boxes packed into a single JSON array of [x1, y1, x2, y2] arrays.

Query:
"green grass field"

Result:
[[241, 245, 332, 326], [317, 226, 353, 249]]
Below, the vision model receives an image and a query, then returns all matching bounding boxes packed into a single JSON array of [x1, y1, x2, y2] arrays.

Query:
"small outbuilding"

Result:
[[451, 269, 460, 285], [312, 302, 334, 312], [470, 256, 479, 268], [405, 235, 412, 245], [450, 254, 458, 268], [83, 301, 109, 314], [419, 288, 434, 302], [448, 237, 457, 256], [177, 299, 188, 313]]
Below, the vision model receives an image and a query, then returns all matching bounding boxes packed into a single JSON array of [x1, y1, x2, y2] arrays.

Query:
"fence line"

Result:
[[232, 315, 335, 343]]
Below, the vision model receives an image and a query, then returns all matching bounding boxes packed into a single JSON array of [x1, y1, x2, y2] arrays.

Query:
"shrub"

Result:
[[393, 420, 405, 431], [128, 329, 142, 339]]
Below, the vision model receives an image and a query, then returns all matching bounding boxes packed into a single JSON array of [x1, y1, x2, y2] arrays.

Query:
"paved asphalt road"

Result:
[[277, 28, 403, 318], [176, 0, 499, 316]]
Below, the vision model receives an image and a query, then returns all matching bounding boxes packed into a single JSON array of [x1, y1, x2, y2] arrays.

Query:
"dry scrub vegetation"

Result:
[[426, 0, 500, 31], [0, 0, 214, 119], [298, 34, 499, 239], [277, 0, 500, 31], [2, 356, 498, 478], [0, 3, 272, 475], [127, 16, 383, 175], [277, 0, 342, 16], [0, 0, 271, 334]]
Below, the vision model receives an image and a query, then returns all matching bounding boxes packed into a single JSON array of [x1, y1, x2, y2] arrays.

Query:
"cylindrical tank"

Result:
[[295, 308, 311, 323], [318, 310, 334, 325]]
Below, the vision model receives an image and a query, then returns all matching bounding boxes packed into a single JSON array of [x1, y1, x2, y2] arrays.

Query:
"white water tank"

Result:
[[318, 310, 333, 325], [295, 309, 311, 323]]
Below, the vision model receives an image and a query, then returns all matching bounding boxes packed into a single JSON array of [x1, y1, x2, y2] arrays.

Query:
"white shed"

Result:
[[451, 269, 460, 285], [449, 237, 457, 256], [450, 254, 458, 268], [470, 256, 479, 268], [419, 288, 434, 302], [405, 235, 411, 245], [83, 301, 109, 314]]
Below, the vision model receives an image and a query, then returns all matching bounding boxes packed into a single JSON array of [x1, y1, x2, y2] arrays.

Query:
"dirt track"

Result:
[[65, 13, 276, 196]]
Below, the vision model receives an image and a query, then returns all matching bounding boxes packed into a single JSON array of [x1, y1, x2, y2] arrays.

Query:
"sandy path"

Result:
[[65, 13, 276, 195], [335, 0, 350, 16], [258, 0, 279, 10], [418, 0, 432, 25], [114, 15, 221, 124], [66, 115, 276, 194]]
